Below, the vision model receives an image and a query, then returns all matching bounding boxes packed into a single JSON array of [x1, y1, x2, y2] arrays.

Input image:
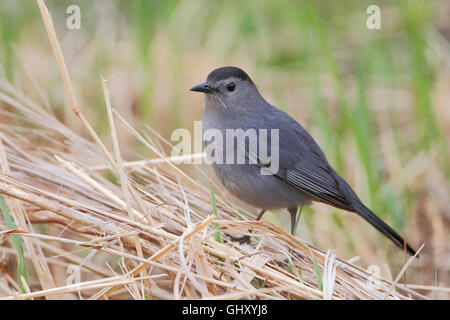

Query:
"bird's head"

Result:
[[190, 66, 262, 110]]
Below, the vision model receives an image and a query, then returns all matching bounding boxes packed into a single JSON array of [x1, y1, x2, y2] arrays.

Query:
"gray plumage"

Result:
[[191, 66, 417, 256]]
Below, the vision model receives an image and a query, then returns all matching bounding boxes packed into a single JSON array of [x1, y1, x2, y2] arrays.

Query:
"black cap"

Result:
[[206, 66, 252, 83]]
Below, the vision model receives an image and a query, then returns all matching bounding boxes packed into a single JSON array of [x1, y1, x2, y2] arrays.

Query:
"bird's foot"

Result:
[[226, 234, 251, 244], [274, 258, 289, 268], [275, 250, 301, 268]]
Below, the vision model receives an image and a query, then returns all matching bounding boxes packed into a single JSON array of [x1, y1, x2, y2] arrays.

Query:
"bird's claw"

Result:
[[226, 234, 251, 244], [275, 258, 289, 268]]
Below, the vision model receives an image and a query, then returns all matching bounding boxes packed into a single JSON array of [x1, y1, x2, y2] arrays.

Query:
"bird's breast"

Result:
[[210, 162, 310, 210]]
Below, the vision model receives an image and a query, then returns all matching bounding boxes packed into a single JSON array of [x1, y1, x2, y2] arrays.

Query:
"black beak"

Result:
[[190, 82, 215, 93]]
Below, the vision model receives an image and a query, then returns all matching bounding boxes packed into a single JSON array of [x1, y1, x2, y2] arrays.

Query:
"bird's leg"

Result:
[[227, 210, 266, 244], [275, 207, 301, 269], [283, 206, 304, 267], [288, 207, 297, 236], [288, 205, 304, 236], [256, 209, 267, 221]]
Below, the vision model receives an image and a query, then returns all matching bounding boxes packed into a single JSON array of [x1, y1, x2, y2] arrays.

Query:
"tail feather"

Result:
[[352, 202, 417, 257]]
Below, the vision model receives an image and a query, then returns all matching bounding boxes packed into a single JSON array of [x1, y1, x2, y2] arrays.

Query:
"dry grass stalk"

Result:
[[0, 75, 432, 300], [0, 0, 443, 300], [0, 136, 56, 298]]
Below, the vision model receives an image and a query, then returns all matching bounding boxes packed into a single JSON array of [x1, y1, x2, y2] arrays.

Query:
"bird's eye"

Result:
[[226, 82, 235, 92]]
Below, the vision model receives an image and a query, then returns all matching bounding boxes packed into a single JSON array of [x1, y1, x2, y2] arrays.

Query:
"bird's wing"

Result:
[[276, 165, 353, 210], [252, 105, 356, 210], [247, 133, 353, 210], [250, 105, 417, 255]]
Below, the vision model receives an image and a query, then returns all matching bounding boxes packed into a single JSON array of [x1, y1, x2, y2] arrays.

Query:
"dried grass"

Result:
[[0, 0, 440, 300]]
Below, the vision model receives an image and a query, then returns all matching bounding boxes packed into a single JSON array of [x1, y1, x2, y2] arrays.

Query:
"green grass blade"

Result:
[[0, 194, 29, 293], [305, 245, 323, 292], [293, 238, 323, 291], [293, 205, 304, 235], [210, 185, 223, 243]]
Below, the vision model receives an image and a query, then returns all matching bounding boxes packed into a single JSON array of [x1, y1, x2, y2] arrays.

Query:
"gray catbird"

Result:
[[191, 66, 416, 256]]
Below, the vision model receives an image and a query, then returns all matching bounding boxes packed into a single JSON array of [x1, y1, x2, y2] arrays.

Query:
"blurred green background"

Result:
[[1, 0, 449, 290]]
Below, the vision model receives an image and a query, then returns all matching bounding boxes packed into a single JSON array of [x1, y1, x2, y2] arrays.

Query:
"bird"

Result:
[[190, 66, 417, 256]]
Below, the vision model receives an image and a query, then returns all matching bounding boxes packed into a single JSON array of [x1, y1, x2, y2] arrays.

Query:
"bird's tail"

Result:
[[352, 201, 417, 257]]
